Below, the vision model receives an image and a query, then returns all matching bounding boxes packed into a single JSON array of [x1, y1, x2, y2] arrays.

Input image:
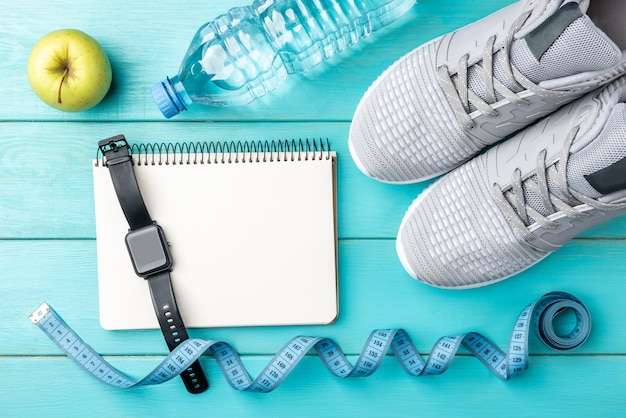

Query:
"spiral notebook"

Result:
[[93, 139, 338, 330]]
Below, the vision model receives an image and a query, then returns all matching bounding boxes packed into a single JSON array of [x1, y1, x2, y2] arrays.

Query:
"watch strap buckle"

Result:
[[99, 135, 131, 166]]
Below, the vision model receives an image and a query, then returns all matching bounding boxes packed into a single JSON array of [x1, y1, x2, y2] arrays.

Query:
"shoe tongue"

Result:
[[512, 1, 621, 83], [520, 103, 626, 219], [568, 103, 626, 198], [465, 2, 621, 109]]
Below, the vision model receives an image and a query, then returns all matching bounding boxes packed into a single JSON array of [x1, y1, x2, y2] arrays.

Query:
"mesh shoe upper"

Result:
[[397, 156, 549, 288], [349, 0, 626, 184], [396, 75, 626, 288], [349, 39, 485, 183]]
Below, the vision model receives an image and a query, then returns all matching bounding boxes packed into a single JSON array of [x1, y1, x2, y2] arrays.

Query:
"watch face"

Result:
[[125, 225, 172, 276]]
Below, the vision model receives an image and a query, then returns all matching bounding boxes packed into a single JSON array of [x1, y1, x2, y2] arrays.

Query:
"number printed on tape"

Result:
[[30, 291, 591, 392]]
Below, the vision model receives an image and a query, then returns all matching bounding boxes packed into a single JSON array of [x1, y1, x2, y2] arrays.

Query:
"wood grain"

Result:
[[2, 0, 625, 416], [3, 356, 626, 416]]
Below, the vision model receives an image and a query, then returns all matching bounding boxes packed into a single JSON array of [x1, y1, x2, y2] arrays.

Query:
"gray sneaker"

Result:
[[396, 75, 626, 288], [349, 0, 626, 183]]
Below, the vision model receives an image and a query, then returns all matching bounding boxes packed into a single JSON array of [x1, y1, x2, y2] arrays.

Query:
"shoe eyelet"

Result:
[[521, 99, 534, 107], [491, 110, 501, 118]]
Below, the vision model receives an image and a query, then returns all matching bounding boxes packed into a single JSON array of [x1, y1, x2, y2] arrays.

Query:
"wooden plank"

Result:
[[0, 121, 418, 239], [2, 355, 624, 416], [5, 239, 625, 355], [2, 0, 625, 416], [0, 0, 515, 122], [1, 121, 625, 239]]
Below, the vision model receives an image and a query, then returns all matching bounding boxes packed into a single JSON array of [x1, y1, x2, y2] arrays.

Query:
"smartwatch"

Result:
[[98, 134, 208, 394]]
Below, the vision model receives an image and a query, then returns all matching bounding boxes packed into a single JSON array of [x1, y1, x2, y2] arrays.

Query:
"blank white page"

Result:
[[93, 146, 337, 330]]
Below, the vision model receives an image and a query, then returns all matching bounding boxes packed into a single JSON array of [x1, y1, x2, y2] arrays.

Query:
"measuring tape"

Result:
[[30, 291, 590, 392]]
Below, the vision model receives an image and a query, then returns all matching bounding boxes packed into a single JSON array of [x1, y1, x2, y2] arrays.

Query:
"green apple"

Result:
[[27, 29, 112, 112]]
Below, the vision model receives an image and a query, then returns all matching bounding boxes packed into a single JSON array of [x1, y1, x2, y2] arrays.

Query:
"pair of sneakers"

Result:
[[349, 0, 626, 288]]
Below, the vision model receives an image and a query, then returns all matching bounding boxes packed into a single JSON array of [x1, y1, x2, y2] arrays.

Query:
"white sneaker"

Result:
[[396, 75, 626, 288], [349, 0, 626, 183]]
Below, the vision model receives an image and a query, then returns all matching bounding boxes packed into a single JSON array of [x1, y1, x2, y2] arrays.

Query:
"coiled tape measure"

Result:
[[30, 291, 591, 392]]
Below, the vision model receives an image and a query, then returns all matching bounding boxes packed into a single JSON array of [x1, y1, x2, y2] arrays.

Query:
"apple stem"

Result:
[[57, 68, 69, 104]]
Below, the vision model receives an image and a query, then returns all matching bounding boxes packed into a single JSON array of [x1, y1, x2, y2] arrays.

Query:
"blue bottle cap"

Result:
[[151, 78, 186, 118]]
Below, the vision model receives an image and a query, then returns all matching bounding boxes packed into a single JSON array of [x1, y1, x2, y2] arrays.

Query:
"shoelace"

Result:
[[437, 9, 546, 131], [492, 126, 626, 242]]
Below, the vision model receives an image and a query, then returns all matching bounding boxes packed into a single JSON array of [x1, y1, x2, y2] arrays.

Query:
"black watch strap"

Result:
[[106, 152, 152, 229], [147, 272, 207, 393], [99, 134, 208, 394]]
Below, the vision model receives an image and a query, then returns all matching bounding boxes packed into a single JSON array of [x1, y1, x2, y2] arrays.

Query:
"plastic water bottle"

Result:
[[151, 0, 415, 118]]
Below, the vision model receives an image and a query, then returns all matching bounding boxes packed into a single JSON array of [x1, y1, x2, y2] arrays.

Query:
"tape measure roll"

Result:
[[30, 291, 590, 392]]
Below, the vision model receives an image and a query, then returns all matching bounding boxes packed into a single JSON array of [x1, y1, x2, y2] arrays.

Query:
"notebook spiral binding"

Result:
[[95, 138, 332, 167]]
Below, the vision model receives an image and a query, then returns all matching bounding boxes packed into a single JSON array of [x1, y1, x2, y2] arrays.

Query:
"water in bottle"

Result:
[[151, 0, 415, 118]]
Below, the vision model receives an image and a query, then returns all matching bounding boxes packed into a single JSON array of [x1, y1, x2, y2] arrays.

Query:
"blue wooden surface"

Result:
[[1, 1, 625, 416]]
